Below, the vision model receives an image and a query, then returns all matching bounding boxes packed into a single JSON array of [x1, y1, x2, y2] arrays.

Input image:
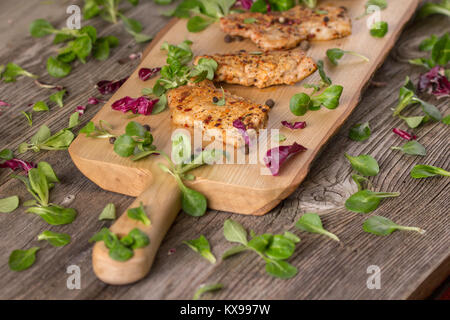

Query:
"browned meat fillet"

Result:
[[167, 80, 268, 146], [194, 48, 317, 89], [220, 5, 352, 51]]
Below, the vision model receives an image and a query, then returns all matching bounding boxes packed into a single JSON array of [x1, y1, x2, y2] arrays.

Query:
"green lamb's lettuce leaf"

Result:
[[127, 202, 151, 226], [0, 196, 20, 213], [9, 247, 40, 271], [183, 235, 216, 263], [223, 219, 299, 279], [38, 231, 71, 247], [295, 213, 339, 241]]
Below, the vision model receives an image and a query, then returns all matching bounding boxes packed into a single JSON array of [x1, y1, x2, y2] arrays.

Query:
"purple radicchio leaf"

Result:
[[87, 97, 100, 105], [0, 100, 10, 107], [129, 52, 142, 60], [264, 142, 307, 176], [393, 128, 417, 141], [0, 159, 36, 174], [233, 119, 250, 145], [281, 120, 306, 130], [238, 0, 255, 10], [111, 96, 159, 115], [238, 0, 270, 11], [418, 66, 450, 99], [138, 67, 161, 81], [76, 105, 86, 115], [96, 77, 128, 95]]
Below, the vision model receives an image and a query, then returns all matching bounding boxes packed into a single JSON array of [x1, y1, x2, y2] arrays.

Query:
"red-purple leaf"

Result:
[[238, 0, 255, 10], [76, 105, 86, 115], [138, 67, 161, 81], [238, 0, 270, 11], [129, 52, 142, 60], [0, 100, 10, 107], [87, 97, 100, 105], [96, 77, 128, 95], [0, 159, 36, 173], [418, 66, 450, 99], [393, 128, 417, 141], [233, 119, 250, 145], [111, 96, 159, 116], [264, 142, 307, 176], [281, 120, 306, 130]]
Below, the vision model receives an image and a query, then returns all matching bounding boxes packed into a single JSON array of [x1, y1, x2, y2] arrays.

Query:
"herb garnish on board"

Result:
[[80, 120, 158, 161], [157, 135, 221, 217], [163, 0, 237, 33], [290, 85, 343, 116], [152, 41, 218, 96], [90, 227, 150, 261]]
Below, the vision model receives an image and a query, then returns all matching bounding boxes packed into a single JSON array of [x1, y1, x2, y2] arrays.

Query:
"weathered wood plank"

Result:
[[0, 0, 448, 299]]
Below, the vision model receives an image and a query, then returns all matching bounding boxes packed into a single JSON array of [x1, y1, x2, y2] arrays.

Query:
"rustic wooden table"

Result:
[[0, 0, 448, 300]]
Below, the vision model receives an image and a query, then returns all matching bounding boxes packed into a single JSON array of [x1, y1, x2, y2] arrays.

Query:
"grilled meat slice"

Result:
[[194, 48, 317, 89], [220, 5, 352, 51], [167, 80, 268, 146]]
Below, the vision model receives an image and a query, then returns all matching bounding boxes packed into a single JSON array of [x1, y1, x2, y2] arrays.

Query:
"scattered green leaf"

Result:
[[363, 216, 425, 236], [193, 283, 223, 300], [0, 195, 19, 213], [295, 213, 339, 241], [1, 63, 37, 83], [184, 235, 216, 263], [99, 203, 116, 220], [391, 140, 426, 156], [345, 190, 400, 213], [9, 247, 40, 271], [49, 89, 66, 108], [345, 154, 379, 176], [410, 164, 450, 178], [38, 230, 71, 247], [223, 219, 298, 279], [417, 0, 450, 19], [349, 122, 371, 141], [32, 101, 49, 112]]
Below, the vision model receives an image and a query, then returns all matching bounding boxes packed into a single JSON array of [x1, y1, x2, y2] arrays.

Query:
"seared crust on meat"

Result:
[[220, 5, 352, 51], [167, 80, 268, 146], [194, 48, 317, 89]]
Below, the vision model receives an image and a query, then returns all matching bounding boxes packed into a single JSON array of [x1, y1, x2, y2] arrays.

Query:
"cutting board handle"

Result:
[[92, 172, 181, 285]]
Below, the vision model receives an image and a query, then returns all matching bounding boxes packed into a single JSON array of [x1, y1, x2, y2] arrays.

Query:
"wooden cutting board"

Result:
[[68, 0, 420, 284]]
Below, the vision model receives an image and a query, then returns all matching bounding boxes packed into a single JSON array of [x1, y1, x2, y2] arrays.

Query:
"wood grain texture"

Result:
[[0, 0, 448, 300], [69, 0, 420, 215]]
